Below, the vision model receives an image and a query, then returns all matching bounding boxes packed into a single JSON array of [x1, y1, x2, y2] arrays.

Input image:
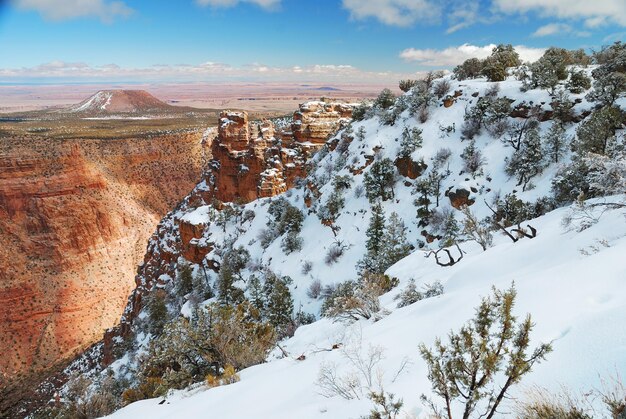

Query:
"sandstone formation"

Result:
[[291, 101, 353, 145], [203, 103, 351, 204], [0, 132, 205, 380]]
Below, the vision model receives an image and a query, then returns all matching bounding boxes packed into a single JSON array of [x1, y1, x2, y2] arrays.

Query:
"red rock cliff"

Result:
[[0, 132, 205, 379]]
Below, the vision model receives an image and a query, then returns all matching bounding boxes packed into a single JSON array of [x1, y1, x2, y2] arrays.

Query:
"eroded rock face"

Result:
[[395, 156, 427, 179], [0, 132, 204, 379], [202, 108, 345, 204], [292, 101, 353, 145]]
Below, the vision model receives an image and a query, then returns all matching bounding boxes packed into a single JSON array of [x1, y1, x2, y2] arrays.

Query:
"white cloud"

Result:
[[399, 43, 545, 67], [195, 0, 280, 10], [492, 0, 626, 28], [341, 0, 440, 27], [531, 23, 591, 37], [0, 61, 423, 84], [11, 0, 132, 22]]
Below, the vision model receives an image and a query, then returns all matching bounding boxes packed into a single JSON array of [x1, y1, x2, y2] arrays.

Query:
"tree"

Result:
[[364, 158, 396, 202], [461, 206, 493, 251], [567, 69, 592, 94], [419, 285, 552, 419], [482, 44, 520, 82], [264, 274, 294, 335], [176, 263, 194, 298], [543, 122, 569, 163], [528, 47, 571, 94], [574, 106, 623, 156], [414, 177, 434, 226], [358, 203, 386, 275], [506, 126, 545, 191], [399, 127, 423, 158], [374, 88, 396, 109], [399, 79, 419, 92], [147, 292, 168, 335], [381, 212, 412, 268], [454, 58, 484, 80], [461, 140, 485, 178]]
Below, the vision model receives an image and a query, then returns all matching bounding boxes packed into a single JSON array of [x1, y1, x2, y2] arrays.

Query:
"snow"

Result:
[[108, 202, 626, 419], [103, 71, 626, 418]]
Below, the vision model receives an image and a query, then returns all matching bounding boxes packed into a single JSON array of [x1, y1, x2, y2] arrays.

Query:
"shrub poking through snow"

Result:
[[394, 280, 443, 308], [419, 285, 552, 419]]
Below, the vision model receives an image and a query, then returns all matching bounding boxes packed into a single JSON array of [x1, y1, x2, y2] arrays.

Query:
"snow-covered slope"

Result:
[[54, 66, 626, 418], [107, 202, 626, 419]]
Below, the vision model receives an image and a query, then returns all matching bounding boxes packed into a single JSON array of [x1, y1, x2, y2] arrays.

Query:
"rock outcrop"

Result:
[[203, 104, 351, 204], [292, 101, 353, 145], [0, 132, 205, 380]]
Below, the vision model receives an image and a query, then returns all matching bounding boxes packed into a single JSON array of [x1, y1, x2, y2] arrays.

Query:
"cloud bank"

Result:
[[399, 44, 546, 66], [0, 60, 424, 84]]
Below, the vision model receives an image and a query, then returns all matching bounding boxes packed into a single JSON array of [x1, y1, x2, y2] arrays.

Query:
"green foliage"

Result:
[[147, 292, 168, 335], [264, 274, 294, 334], [567, 69, 592, 94], [176, 263, 194, 298], [398, 127, 423, 158], [366, 389, 404, 419], [461, 140, 485, 178], [399, 79, 419, 92], [364, 158, 396, 203], [462, 94, 512, 140], [419, 285, 552, 419], [454, 58, 484, 80], [588, 42, 626, 106], [138, 301, 275, 398], [394, 280, 444, 308], [527, 47, 572, 94], [217, 246, 250, 305], [374, 88, 396, 110], [505, 126, 545, 190], [574, 106, 623, 156], [543, 122, 569, 163], [358, 203, 386, 275], [481, 44, 520, 82], [353, 103, 370, 121]]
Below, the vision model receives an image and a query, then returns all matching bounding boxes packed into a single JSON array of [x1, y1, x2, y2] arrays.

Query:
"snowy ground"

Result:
[[107, 200, 626, 419], [103, 70, 626, 418]]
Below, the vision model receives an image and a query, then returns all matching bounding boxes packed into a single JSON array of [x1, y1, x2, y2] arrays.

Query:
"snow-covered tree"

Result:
[[506, 126, 545, 190], [543, 122, 569, 163], [398, 127, 423, 158], [364, 158, 396, 202], [380, 212, 412, 268], [461, 140, 485, 178], [357, 203, 387, 275], [573, 106, 623, 156]]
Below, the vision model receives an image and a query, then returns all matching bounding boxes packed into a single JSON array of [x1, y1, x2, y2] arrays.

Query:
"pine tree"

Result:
[[419, 285, 552, 419], [358, 203, 387, 274], [574, 106, 623, 156], [543, 122, 568, 163], [364, 158, 396, 203], [414, 178, 434, 227], [381, 212, 412, 268], [248, 275, 265, 312], [506, 126, 545, 190], [263, 273, 294, 334], [440, 210, 460, 247], [461, 140, 485, 178], [398, 127, 423, 158], [176, 263, 194, 298]]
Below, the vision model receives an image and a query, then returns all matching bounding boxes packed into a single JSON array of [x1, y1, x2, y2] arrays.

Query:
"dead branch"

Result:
[[426, 243, 465, 267]]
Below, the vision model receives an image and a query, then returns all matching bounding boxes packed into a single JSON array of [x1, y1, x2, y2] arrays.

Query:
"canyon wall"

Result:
[[0, 131, 207, 380]]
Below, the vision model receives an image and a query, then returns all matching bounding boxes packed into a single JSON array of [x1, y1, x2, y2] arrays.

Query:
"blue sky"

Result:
[[1, 0, 625, 83]]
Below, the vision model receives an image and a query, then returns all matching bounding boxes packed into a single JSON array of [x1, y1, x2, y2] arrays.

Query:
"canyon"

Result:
[[0, 130, 208, 381], [0, 98, 353, 416]]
